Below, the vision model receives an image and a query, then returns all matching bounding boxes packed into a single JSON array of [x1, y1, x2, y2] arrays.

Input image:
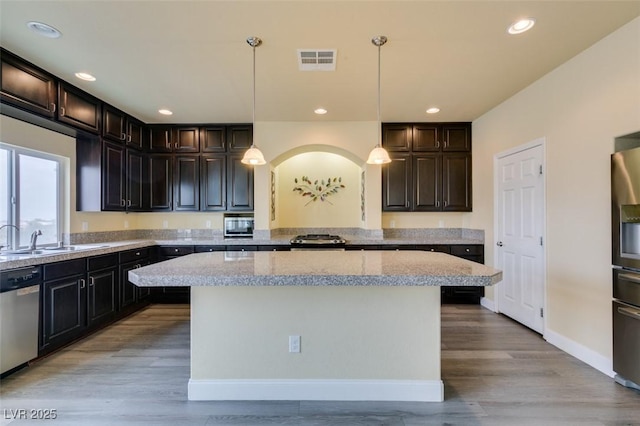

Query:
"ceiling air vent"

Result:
[[297, 49, 337, 71]]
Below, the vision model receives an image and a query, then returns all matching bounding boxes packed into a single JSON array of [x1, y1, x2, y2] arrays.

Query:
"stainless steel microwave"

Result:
[[224, 215, 254, 238]]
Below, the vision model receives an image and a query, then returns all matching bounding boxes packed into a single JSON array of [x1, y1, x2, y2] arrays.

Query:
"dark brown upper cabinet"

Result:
[[148, 155, 173, 211], [227, 155, 254, 211], [227, 125, 253, 152], [200, 154, 226, 211], [173, 155, 200, 211], [201, 125, 226, 152], [382, 123, 471, 152], [382, 122, 472, 212], [57, 82, 101, 134], [102, 105, 144, 150], [0, 49, 57, 118], [147, 125, 200, 152]]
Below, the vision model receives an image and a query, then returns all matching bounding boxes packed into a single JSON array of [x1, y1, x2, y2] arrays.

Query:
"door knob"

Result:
[[497, 241, 504, 247]]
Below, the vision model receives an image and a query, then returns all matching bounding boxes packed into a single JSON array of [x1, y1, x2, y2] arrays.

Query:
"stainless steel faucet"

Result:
[[29, 230, 42, 250], [0, 224, 20, 251]]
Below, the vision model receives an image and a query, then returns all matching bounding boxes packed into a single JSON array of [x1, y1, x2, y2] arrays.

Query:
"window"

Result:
[[0, 143, 63, 250]]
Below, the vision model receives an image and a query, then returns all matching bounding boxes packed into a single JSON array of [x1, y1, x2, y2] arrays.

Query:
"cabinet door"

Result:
[[226, 156, 254, 210], [201, 126, 226, 152], [87, 267, 118, 326], [41, 275, 86, 352], [126, 118, 144, 150], [382, 124, 411, 152], [174, 127, 200, 152], [201, 154, 226, 211], [442, 123, 471, 152], [412, 124, 440, 152], [148, 126, 172, 152], [57, 82, 101, 134], [227, 125, 253, 152], [101, 142, 126, 211], [126, 149, 147, 211], [149, 155, 172, 211], [414, 154, 441, 211], [0, 50, 56, 117], [382, 154, 411, 211], [102, 105, 126, 142], [119, 262, 139, 310], [442, 153, 472, 211], [174, 155, 200, 210]]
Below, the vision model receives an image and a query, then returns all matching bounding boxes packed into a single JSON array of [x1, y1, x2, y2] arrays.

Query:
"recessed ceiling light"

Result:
[[426, 107, 440, 114], [508, 18, 536, 35], [26, 21, 62, 38], [314, 108, 328, 115], [158, 109, 173, 116], [75, 72, 96, 82]]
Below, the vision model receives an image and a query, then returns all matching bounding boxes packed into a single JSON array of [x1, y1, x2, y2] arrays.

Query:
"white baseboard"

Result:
[[188, 379, 444, 402], [544, 328, 614, 378], [480, 297, 497, 312]]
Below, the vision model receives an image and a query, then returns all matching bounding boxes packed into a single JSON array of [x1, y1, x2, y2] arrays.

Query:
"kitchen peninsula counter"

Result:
[[128, 250, 501, 403]]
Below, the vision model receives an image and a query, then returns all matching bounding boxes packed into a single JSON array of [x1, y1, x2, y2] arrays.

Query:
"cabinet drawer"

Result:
[[44, 258, 86, 281], [159, 246, 194, 256], [87, 253, 118, 271], [226, 245, 258, 252], [415, 245, 450, 253], [450, 245, 483, 256], [195, 245, 226, 253], [119, 247, 151, 264]]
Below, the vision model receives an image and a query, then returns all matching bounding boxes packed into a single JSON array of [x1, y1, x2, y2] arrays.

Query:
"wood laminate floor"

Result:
[[0, 304, 638, 425]]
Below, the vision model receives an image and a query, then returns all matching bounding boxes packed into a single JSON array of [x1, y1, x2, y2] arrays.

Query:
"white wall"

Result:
[[472, 17, 640, 368]]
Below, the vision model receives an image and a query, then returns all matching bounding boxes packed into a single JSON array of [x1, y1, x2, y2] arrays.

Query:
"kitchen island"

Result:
[[129, 250, 501, 402]]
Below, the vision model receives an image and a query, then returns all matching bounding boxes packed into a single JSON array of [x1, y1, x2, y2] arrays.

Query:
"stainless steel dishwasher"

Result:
[[1, 265, 42, 376]]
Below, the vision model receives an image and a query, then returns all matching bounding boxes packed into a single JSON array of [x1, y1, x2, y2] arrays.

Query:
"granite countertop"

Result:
[[0, 234, 485, 271], [129, 250, 502, 288]]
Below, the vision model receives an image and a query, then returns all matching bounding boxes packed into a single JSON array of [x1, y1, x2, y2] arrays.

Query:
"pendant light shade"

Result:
[[366, 35, 391, 165], [241, 36, 266, 166]]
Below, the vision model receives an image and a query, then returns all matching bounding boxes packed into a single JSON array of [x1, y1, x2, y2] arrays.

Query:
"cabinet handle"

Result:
[[465, 248, 470, 253], [136, 264, 141, 268], [436, 140, 440, 149], [89, 277, 95, 286], [175, 143, 179, 149], [436, 201, 440, 208], [121, 199, 126, 207], [174, 248, 179, 253], [127, 135, 132, 143], [50, 103, 56, 113], [135, 252, 141, 256], [127, 200, 132, 207], [60, 106, 65, 116], [443, 200, 448, 207], [121, 132, 127, 141], [79, 279, 86, 289]]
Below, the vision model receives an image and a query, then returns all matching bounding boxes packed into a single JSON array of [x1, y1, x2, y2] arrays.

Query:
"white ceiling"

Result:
[[1, 1, 639, 124]]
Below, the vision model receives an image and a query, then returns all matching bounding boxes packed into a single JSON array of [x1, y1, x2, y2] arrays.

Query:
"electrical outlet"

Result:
[[438, 220, 444, 228], [390, 220, 395, 228], [162, 220, 169, 229], [289, 335, 301, 353], [124, 220, 129, 229], [205, 220, 212, 229], [81, 222, 88, 231]]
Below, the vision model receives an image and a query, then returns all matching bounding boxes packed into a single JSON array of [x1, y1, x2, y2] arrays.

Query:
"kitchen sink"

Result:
[[0, 244, 110, 258]]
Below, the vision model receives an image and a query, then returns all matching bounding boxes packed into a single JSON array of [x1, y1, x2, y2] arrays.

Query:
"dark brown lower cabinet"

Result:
[[87, 258, 118, 327], [441, 245, 485, 304], [40, 259, 87, 355], [150, 246, 194, 303], [119, 248, 152, 311]]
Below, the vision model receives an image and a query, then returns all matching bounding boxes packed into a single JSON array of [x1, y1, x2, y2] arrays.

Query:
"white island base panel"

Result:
[[189, 286, 443, 402]]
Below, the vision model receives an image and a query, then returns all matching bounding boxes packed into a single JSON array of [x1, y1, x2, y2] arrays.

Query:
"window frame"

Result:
[[0, 143, 63, 250]]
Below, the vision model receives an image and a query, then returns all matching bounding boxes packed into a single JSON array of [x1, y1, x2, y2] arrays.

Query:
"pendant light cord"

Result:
[[252, 43, 256, 135], [377, 42, 381, 147]]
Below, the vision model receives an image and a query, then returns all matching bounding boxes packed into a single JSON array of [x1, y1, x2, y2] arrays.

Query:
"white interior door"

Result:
[[495, 141, 545, 334]]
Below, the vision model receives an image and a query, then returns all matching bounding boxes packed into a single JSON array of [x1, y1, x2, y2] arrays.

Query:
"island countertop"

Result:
[[128, 250, 502, 287]]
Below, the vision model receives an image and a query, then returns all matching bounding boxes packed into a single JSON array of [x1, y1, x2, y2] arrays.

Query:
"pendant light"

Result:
[[241, 36, 267, 166], [366, 35, 391, 165]]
